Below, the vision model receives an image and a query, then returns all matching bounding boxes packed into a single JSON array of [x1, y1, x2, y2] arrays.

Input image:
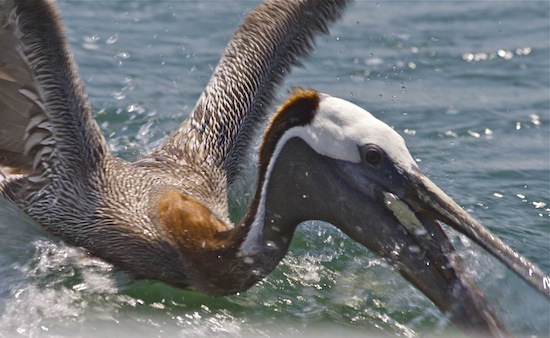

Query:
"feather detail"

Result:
[[143, 0, 350, 218], [0, 0, 109, 182]]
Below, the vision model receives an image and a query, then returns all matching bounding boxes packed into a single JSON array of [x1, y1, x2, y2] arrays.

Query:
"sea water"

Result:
[[0, 1, 548, 337]]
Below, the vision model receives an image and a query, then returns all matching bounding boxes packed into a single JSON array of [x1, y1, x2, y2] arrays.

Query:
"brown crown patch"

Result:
[[259, 88, 319, 171], [158, 189, 229, 252]]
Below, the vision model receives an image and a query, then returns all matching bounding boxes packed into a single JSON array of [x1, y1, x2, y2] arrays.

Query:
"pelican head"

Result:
[[237, 88, 548, 336]]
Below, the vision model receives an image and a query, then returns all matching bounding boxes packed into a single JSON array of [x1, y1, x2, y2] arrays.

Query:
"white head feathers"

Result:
[[279, 93, 418, 171]]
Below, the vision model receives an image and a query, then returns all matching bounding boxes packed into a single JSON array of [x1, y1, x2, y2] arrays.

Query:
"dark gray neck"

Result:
[[236, 138, 334, 277]]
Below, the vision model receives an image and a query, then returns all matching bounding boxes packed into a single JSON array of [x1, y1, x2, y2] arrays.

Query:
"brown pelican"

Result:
[[0, 0, 548, 336]]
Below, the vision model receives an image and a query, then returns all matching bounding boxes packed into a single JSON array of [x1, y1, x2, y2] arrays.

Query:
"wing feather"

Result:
[[0, 0, 108, 182], [151, 0, 351, 187]]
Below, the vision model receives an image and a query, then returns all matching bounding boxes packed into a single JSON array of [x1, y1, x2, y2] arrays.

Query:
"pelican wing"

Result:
[[154, 0, 351, 185], [0, 0, 108, 184]]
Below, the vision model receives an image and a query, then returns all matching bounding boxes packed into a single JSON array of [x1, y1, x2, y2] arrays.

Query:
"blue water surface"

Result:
[[0, 1, 548, 337]]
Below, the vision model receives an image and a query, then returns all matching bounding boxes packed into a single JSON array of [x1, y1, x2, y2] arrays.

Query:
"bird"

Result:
[[0, 0, 548, 337]]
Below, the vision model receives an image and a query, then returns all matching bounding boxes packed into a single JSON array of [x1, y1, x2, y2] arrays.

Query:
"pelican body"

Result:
[[0, 0, 548, 337]]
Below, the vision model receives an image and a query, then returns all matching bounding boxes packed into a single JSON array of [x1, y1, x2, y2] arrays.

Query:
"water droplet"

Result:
[[532, 201, 547, 209], [467, 130, 480, 138], [444, 130, 458, 138], [497, 49, 513, 60], [112, 91, 126, 100], [115, 51, 131, 59], [530, 114, 541, 126], [408, 245, 421, 253], [265, 240, 276, 248], [462, 53, 475, 62], [414, 228, 427, 236], [106, 34, 119, 44], [515, 47, 531, 56]]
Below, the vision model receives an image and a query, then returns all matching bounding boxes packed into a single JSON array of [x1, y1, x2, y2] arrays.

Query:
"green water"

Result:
[[0, 1, 548, 337]]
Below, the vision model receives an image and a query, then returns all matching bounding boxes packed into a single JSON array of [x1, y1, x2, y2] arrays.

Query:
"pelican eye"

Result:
[[360, 144, 384, 168]]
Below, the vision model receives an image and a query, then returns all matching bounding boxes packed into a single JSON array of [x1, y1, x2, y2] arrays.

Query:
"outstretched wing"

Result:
[[0, 0, 108, 187], [152, 0, 351, 186]]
